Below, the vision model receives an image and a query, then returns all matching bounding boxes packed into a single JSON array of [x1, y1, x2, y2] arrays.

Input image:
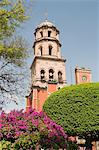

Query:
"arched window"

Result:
[[48, 31, 51, 37], [49, 45, 52, 56], [49, 69, 54, 81], [40, 31, 43, 37], [40, 70, 45, 81], [58, 71, 63, 83], [39, 46, 42, 56]]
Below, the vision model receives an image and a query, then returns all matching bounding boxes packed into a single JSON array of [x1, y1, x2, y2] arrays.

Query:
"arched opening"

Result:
[[48, 31, 51, 37], [39, 46, 42, 56], [40, 70, 45, 81], [49, 45, 52, 56], [49, 69, 54, 81], [40, 31, 43, 37], [58, 71, 63, 83]]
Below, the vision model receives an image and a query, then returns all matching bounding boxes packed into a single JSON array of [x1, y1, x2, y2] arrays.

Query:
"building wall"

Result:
[[47, 83, 57, 94], [26, 96, 32, 112], [26, 83, 58, 112], [34, 40, 61, 58], [37, 88, 48, 112], [35, 27, 59, 41], [31, 58, 66, 87], [75, 67, 91, 84]]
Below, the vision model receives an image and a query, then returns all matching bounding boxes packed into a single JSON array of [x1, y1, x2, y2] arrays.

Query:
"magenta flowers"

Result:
[[0, 109, 67, 149]]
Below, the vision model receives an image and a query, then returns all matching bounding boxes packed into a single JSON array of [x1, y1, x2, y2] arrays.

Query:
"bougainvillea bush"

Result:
[[0, 109, 67, 149]]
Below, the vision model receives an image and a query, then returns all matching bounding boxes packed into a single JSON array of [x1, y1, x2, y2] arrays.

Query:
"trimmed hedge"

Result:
[[43, 83, 99, 136]]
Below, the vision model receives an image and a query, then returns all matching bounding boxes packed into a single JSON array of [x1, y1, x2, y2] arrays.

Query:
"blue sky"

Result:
[[22, 0, 98, 83], [4, 0, 99, 111]]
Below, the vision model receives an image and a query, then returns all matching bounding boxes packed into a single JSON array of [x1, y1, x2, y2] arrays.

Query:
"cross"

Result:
[[44, 12, 48, 21]]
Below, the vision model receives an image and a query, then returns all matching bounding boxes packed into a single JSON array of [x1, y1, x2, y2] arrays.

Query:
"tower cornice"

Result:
[[30, 56, 66, 69], [33, 37, 61, 48]]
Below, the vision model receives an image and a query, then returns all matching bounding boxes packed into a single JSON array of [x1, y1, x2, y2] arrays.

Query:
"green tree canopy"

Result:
[[0, 0, 28, 65], [0, 0, 32, 109], [43, 83, 99, 137]]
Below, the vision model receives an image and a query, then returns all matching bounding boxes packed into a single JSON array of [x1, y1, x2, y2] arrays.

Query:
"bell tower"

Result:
[[31, 19, 66, 88], [26, 20, 67, 112]]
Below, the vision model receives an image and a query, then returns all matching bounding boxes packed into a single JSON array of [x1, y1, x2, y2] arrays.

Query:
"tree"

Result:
[[43, 83, 99, 149], [0, 0, 31, 109]]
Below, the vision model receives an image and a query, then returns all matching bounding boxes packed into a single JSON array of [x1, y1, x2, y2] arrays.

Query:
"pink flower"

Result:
[[0, 123, 2, 129]]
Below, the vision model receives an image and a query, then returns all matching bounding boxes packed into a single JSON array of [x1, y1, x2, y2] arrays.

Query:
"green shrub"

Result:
[[12, 133, 40, 150], [67, 141, 78, 150], [43, 83, 99, 136], [0, 140, 12, 150]]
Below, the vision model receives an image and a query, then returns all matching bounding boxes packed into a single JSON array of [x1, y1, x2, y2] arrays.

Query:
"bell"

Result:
[[49, 72, 53, 76], [41, 74, 44, 76]]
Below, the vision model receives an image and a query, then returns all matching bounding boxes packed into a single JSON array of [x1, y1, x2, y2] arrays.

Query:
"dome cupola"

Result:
[[36, 19, 59, 32], [33, 19, 61, 59]]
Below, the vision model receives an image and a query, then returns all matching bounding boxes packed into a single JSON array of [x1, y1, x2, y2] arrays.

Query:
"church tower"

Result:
[[26, 20, 67, 112], [31, 20, 66, 87]]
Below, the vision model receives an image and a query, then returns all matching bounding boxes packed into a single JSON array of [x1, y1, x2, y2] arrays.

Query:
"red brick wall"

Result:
[[33, 89, 38, 110], [48, 83, 57, 93], [36, 83, 57, 112], [37, 89, 48, 112], [92, 141, 96, 150], [26, 96, 32, 112], [75, 69, 91, 84], [26, 83, 57, 112]]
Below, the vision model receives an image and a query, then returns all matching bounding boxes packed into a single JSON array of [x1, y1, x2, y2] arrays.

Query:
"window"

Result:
[[58, 71, 63, 83], [40, 70, 45, 81], [40, 31, 43, 37], [39, 46, 42, 56], [34, 49, 35, 55], [48, 31, 51, 37], [49, 45, 52, 55], [49, 69, 54, 81]]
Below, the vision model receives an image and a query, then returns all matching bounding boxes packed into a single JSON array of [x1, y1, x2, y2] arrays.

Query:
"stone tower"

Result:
[[26, 20, 67, 112], [75, 67, 92, 84], [31, 19, 66, 88]]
